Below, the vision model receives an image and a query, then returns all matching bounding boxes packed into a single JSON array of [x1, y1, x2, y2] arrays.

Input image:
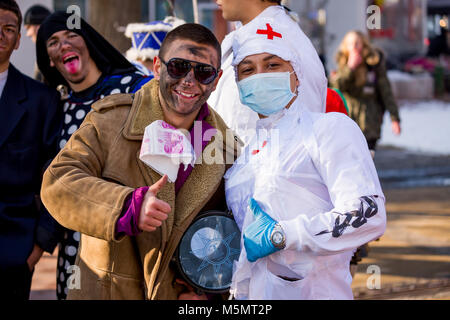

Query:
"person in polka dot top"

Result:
[[58, 73, 150, 151], [36, 11, 152, 300]]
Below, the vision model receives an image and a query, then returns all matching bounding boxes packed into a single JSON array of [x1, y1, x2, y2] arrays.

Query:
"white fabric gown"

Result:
[[208, 5, 327, 145], [225, 101, 386, 300]]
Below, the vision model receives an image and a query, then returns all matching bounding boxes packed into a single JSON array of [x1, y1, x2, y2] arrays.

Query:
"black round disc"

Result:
[[176, 211, 241, 293]]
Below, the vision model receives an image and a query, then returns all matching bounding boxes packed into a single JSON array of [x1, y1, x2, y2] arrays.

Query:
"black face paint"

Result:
[[188, 46, 207, 59], [315, 196, 379, 238], [159, 65, 179, 113], [36, 11, 135, 89], [159, 62, 215, 117]]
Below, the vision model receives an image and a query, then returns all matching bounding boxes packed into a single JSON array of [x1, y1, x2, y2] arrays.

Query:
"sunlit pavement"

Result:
[[30, 249, 57, 300], [351, 146, 450, 300], [351, 185, 450, 299]]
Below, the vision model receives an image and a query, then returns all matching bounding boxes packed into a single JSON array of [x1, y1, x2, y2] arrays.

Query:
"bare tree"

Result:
[[88, 0, 142, 55]]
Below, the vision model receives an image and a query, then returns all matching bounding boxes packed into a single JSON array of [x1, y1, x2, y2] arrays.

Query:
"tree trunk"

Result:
[[88, 0, 142, 55]]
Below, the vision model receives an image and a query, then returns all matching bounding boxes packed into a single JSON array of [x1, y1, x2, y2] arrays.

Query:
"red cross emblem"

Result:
[[256, 23, 282, 40]]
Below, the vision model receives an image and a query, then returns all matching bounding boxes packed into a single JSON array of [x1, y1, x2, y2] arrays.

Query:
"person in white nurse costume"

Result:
[[209, 1, 328, 144], [224, 15, 387, 300]]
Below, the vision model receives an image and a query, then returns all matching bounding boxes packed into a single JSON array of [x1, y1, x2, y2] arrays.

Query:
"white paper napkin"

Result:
[[139, 120, 196, 182]]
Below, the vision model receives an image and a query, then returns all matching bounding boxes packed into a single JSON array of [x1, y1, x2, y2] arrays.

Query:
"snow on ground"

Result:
[[379, 100, 450, 155]]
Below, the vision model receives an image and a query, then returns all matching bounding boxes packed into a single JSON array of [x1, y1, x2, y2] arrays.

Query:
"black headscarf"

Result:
[[36, 11, 136, 89]]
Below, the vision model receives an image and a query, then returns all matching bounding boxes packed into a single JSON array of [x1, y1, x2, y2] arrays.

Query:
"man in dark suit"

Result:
[[0, 0, 62, 299]]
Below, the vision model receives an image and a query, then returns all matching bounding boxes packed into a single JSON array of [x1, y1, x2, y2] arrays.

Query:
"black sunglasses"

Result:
[[160, 57, 218, 85]]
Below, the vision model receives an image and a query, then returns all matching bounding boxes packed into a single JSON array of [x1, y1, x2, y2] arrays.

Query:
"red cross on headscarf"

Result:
[[256, 23, 282, 40]]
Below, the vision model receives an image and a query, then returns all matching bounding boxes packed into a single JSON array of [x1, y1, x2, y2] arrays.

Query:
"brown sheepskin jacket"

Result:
[[41, 79, 240, 299]]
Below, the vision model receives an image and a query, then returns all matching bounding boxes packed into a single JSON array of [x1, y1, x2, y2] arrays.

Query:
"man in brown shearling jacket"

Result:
[[41, 23, 241, 300]]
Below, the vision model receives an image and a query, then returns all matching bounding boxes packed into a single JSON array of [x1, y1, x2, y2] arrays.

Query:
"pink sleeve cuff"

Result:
[[116, 186, 149, 237]]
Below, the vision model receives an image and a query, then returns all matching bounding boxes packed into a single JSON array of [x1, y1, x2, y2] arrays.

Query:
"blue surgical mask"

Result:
[[237, 72, 297, 116]]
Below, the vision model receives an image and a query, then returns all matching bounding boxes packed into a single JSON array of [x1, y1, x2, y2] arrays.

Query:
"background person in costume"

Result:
[[125, 16, 185, 76], [24, 5, 50, 44], [36, 11, 152, 300], [0, 0, 62, 300], [23, 4, 51, 82], [41, 23, 241, 300], [224, 15, 386, 300], [331, 30, 401, 157], [209, 0, 346, 145]]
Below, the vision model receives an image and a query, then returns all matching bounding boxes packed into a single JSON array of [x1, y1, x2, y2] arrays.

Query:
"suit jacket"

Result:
[[0, 64, 62, 270]]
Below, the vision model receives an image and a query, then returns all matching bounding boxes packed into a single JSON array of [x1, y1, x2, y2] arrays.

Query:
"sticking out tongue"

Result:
[[64, 58, 80, 74]]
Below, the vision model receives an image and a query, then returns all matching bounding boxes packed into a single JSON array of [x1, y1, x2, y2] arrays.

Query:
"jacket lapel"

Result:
[[123, 79, 227, 297], [153, 116, 226, 297], [173, 133, 225, 229], [0, 65, 28, 148], [124, 80, 227, 239], [124, 80, 176, 239]]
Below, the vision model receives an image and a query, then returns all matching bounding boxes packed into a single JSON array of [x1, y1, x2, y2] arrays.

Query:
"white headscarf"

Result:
[[231, 7, 327, 117]]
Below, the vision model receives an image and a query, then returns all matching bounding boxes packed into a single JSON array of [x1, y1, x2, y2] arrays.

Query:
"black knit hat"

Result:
[[36, 11, 136, 89], [24, 5, 51, 25]]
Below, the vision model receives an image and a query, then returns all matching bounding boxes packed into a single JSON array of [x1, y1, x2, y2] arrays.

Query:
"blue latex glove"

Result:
[[243, 198, 280, 262]]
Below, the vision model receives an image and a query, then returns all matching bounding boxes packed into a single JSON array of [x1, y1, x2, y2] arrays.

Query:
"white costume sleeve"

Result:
[[279, 113, 386, 255]]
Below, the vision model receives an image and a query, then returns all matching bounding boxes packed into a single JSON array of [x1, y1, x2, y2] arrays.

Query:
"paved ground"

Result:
[[29, 250, 57, 300], [350, 146, 450, 299], [351, 186, 450, 299], [29, 146, 450, 300]]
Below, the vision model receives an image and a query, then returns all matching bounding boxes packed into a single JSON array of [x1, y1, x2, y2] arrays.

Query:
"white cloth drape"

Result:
[[208, 5, 328, 145]]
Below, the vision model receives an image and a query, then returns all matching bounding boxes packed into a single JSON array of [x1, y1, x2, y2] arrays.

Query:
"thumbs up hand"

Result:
[[243, 198, 281, 262], [138, 175, 172, 232]]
